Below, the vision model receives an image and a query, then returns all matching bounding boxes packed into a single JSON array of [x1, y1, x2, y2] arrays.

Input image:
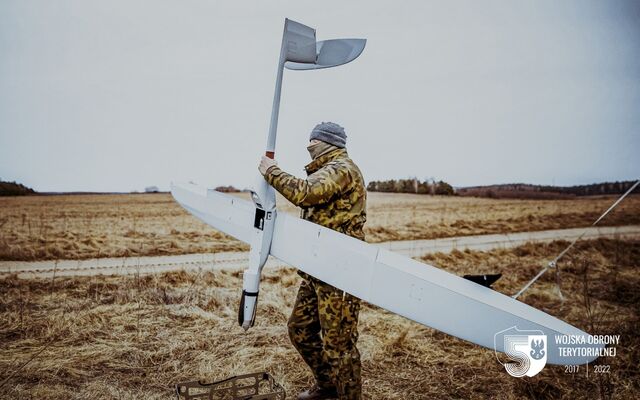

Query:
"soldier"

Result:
[[258, 122, 367, 400]]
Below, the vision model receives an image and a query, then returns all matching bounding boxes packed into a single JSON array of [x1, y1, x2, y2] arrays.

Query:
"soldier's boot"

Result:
[[296, 383, 338, 400], [338, 380, 362, 400]]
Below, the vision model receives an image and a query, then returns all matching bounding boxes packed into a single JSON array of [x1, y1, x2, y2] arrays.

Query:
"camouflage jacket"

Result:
[[264, 148, 367, 242]]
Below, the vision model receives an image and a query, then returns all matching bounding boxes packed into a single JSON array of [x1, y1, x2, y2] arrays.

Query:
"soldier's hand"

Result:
[[259, 156, 277, 176]]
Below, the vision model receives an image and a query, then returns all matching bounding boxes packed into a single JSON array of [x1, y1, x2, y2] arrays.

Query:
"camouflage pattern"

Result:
[[265, 147, 367, 242], [287, 275, 362, 400], [265, 147, 367, 399]]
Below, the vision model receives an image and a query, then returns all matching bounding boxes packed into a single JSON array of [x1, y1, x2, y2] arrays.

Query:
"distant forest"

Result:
[[0, 180, 36, 196], [214, 185, 241, 193], [366, 179, 638, 199], [458, 181, 638, 199], [367, 179, 455, 195]]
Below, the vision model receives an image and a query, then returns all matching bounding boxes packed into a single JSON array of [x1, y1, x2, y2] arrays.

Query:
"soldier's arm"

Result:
[[264, 163, 351, 207]]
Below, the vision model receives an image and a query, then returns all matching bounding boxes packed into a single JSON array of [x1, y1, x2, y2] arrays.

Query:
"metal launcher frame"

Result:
[[175, 372, 285, 400]]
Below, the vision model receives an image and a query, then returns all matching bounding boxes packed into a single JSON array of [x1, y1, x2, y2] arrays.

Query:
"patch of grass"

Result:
[[1, 193, 639, 261], [0, 239, 637, 399]]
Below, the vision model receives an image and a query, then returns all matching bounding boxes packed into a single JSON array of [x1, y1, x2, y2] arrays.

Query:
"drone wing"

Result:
[[171, 182, 254, 244], [270, 212, 602, 366]]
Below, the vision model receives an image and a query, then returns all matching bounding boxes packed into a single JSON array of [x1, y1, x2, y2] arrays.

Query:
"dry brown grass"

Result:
[[0, 193, 252, 261], [1, 239, 638, 399], [1, 192, 639, 261], [364, 193, 640, 242]]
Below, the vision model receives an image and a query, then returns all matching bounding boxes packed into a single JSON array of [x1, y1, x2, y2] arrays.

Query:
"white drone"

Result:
[[171, 19, 602, 367]]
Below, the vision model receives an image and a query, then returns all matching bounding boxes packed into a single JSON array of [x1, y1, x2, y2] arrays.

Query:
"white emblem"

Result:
[[495, 326, 547, 377]]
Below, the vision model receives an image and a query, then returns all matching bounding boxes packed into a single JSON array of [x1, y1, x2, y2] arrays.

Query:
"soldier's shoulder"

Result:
[[332, 156, 364, 184], [324, 157, 353, 172]]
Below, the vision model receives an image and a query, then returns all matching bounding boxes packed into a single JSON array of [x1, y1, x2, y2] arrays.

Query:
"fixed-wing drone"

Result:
[[171, 19, 602, 366]]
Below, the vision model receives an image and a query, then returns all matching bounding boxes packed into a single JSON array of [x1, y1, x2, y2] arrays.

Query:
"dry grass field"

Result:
[[0, 239, 638, 399], [1, 192, 639, 261]]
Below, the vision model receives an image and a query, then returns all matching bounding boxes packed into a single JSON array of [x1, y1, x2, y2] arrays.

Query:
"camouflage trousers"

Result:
[[288, 273, 362, 400]]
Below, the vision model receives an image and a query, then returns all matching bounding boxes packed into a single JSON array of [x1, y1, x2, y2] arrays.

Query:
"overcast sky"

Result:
[[1, 0, 638, 192]]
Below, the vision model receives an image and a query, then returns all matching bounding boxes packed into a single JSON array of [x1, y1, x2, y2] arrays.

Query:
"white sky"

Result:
[[1, 0, 638, 192]]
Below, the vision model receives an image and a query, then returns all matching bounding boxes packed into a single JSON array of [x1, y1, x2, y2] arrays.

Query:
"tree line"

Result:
[[367, 178, 455, 195], [457, 180, 638, 199], [0, 180, 36, 196]]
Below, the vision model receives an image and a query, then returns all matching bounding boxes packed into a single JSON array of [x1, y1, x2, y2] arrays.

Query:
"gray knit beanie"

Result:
[[310, 122, 347, 148]]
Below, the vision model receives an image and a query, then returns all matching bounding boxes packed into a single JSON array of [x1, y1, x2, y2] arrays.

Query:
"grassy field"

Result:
[[1, 192, 639, 261], [0, 239, 637, 399]]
